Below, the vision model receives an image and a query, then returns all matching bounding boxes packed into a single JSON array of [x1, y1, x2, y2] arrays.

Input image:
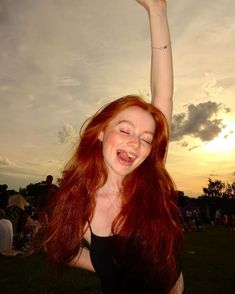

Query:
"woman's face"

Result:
[[99, 106, 156, 180]]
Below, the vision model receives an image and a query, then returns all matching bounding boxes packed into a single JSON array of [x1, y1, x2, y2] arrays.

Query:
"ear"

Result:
[[98, 132, 104, 142]]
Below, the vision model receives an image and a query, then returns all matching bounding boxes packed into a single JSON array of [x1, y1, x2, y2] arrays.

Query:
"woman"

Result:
[[41, 0, 184, 293]]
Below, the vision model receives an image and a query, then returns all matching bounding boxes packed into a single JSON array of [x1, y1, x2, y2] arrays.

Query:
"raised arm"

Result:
[[137, 0, 173, 127]]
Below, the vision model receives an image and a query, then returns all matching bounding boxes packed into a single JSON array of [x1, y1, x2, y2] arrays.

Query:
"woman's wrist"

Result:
[[148, 5, 167, 18], [137, 0, 167, 16]]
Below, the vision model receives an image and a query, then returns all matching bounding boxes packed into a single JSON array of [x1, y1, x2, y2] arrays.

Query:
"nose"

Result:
[[127, 135, 140, 150]]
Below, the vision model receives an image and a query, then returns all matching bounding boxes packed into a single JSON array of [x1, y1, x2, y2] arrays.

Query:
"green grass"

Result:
[[0, 254, 100, 294], [1, 225, 234, 293], [182, 225, 235, 294]]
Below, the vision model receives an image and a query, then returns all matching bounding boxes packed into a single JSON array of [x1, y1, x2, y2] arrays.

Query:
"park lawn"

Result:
[[0, 253, 100, 294], [182, 224, 235, 294], [0, 224, 234, 294]]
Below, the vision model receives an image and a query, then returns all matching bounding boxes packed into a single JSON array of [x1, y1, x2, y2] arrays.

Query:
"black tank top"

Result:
[[88, 225, 173, 294], [89, 225, 181, 294], [89, 226, 124, 293]]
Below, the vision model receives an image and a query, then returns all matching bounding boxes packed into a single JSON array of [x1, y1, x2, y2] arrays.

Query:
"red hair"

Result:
[[41, 95, 183, 292]]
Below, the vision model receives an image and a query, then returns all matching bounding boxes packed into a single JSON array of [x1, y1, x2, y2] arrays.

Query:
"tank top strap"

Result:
[[87, 219, 93, 235]]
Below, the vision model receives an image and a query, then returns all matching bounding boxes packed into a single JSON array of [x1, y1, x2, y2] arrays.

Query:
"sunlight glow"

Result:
[[203, 121, 235, 153]]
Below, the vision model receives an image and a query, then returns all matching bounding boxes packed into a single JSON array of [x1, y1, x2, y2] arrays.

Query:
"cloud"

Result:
[[58, 123, 78, 143], [179, 141, 202, 151], [0, 166, 40, 178], [188, 145, 201, 151], [224, 106, 231, 113], [224, 130, 234, 139], [171, 101, 225, 142], [209, 173, 220, 177], [0, 156, 16, 166], [180, 141, 188, 147], [55, 77, 81, 87], [218, 75, 235, 88], [203, 73, 223, 99]]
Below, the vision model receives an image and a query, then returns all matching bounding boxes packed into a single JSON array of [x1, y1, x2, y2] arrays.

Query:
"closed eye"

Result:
[[120, 129, 130, 135], [141, 138, 152, 145]]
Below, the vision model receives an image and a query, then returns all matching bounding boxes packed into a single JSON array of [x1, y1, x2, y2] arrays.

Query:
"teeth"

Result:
[[127, 152, 136, 160]]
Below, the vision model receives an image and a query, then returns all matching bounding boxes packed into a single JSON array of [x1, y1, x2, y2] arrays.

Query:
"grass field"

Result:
[[1, 224, 234, 294]]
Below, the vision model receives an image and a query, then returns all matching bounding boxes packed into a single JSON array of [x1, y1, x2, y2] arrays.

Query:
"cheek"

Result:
[[103, 131, 121, 150], [140, 146, 152, 159]]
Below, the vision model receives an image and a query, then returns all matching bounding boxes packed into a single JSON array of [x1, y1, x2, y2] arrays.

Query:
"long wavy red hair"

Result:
[[41, 95, 183, 292]]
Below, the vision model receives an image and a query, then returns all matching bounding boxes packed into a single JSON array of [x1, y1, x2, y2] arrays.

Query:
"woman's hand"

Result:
[[136, 0, 167, 12]]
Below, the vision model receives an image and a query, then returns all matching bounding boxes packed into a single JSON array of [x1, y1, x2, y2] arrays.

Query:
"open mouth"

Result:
[[117, 150, 137, 165]]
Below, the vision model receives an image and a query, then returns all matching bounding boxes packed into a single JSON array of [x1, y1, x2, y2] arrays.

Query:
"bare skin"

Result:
[[70, 1, 183, 293], [137, 0, 173, 125]]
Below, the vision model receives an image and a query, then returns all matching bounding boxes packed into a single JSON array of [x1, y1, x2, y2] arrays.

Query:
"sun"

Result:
[[203, 121, 235, 154]]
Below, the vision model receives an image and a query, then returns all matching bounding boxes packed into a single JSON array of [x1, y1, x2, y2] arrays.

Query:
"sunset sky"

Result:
[[0, 0, 234, 197]]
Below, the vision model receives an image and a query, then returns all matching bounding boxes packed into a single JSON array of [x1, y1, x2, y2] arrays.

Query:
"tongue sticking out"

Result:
[[117, 151, 134, 163]]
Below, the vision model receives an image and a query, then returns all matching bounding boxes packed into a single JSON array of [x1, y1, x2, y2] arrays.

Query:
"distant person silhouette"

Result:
[[0, 209, 13, 254], [34, 175, 58, 212], [0, 184, 9, 209]]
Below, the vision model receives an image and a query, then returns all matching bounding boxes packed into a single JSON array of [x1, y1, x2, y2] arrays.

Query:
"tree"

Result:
[[202, 178, 225, 197], [223, 182, 235, 199]]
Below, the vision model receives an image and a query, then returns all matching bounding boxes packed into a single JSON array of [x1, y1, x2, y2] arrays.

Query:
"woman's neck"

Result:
[[99, 173, 123, 196], [98, 184, 122, 197]]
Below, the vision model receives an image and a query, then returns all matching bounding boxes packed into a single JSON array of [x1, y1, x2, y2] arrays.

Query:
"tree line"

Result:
[[202, 178, 235, 199]]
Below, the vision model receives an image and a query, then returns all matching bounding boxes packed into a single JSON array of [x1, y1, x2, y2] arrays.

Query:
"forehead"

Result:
[[109, 106, 156, 132]]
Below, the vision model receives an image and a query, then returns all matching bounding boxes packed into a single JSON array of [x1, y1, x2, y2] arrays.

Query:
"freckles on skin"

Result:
[[105, 131, 120, 144], [100, 106, 156, 178]]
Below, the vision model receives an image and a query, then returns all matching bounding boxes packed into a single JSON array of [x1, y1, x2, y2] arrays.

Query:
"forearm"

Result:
[[148, 5, 173, 125], [69, 247, 95, 272], [169, 272, 184, 294]]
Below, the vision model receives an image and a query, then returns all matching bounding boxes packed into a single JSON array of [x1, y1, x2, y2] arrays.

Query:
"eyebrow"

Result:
[[117, 120, 154, 135]]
